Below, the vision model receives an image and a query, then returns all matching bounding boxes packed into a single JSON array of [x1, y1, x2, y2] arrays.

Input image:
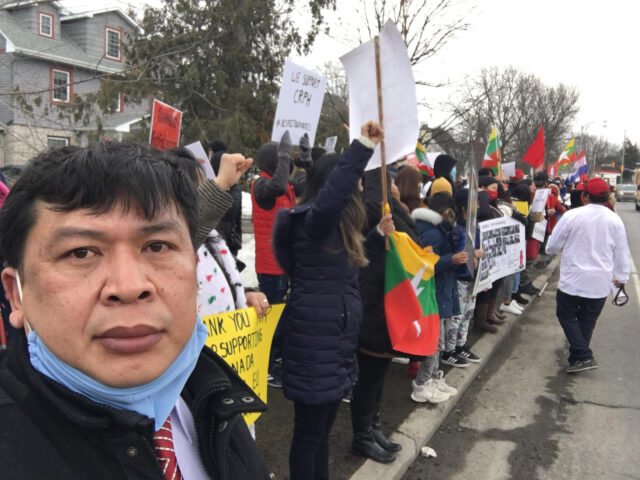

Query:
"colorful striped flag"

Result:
[[481, 128, 501, 176], [384, 231, 440, 356], [567, 150, 588, 183]]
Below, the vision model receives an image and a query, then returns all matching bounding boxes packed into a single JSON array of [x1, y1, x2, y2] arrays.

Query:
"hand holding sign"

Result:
[[361, 121, 383, 145], [214, 153, 253, 191]]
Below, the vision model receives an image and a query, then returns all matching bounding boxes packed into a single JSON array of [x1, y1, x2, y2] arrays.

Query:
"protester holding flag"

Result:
[[272, 122, 394, 480], [410, 192, 468, 401], [349, 164, 421, 464]]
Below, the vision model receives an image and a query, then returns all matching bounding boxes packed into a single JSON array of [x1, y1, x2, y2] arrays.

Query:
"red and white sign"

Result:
[[149, 99, 182, 150]]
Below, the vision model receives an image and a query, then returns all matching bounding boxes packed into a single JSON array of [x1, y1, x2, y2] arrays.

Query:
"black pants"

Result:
[[290, 400, 340, 480], [350, 351, 392, 433], [556, 289, 606, 364]]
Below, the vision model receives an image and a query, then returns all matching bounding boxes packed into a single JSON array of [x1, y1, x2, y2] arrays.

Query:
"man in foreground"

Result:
[[0, 142, 271, 479], [546, 177, 631, 373]]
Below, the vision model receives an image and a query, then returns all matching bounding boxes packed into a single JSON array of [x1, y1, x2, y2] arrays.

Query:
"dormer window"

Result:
[[105, 27, 122, 61], [39, 12, 54, 38]]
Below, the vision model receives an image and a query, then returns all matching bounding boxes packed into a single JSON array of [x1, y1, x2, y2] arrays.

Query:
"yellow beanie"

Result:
[[430, 177, 453, 196]]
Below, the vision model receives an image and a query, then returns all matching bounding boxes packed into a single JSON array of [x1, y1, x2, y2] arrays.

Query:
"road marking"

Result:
[[630, 253, 640, 303]]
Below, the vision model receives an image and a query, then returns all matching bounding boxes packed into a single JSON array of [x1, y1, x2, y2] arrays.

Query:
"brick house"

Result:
[[0, 0, 147, 165]]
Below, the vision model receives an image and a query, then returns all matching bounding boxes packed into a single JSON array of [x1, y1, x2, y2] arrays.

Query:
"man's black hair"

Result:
[[0, 142, 199, 271], [585, 192, 609, 204], [428, 191, 455, 214], [478, 167, 494, 177]]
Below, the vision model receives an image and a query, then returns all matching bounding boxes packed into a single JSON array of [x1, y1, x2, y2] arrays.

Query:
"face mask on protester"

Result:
[[450, 167, 457, 179], [486, 189, 498, 201]]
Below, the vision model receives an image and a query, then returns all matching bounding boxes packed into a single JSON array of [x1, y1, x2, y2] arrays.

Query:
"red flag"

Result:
[[522, 126, 545, 168]]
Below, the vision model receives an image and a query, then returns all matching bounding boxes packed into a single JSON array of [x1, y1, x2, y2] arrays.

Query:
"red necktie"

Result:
[[154, 417, 183, 480]]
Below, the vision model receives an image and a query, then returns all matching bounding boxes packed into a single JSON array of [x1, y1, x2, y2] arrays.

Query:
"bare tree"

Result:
[[449, 66, 580, 169]]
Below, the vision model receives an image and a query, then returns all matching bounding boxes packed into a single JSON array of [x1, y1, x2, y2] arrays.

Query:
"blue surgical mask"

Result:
[[450, 167, 457, 178], [27, 320, 208, 431]]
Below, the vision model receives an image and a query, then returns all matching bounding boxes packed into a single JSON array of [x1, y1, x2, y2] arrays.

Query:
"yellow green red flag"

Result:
[[384, 231, 440, 356], [481, 127, 501, 176]]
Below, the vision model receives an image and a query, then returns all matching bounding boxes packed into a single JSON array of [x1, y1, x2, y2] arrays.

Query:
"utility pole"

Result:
[[621, 129, 626, 182]]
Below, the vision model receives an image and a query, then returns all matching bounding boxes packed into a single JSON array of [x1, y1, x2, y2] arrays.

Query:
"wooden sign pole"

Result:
[[374, 35, 390, 249]]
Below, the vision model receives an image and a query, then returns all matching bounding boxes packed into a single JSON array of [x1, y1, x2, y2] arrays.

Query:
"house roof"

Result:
[[61, 8, 142, 34], [74, 112, 148, 132], [0, 10, 126, 73]]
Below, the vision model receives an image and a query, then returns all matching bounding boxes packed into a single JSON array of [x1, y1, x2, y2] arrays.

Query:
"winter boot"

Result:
[[372, 412, 402, 453], [473, 303, 498, 333], [487, 298, 506, 325], [352, 428, 396, 463]]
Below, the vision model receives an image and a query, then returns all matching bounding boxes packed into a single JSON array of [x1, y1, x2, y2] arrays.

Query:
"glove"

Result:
[[295, 133, 313, 169], [278, 130, 292, 162]]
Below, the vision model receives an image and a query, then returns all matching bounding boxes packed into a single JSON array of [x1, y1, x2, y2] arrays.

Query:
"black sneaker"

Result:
[[566, 358, 598, 373], [456, 346, 481, 363], [267, 371, 283, 388], [440, 350, 469, 368], [520, 283, 540, 296], [513, 293, 529, 305]]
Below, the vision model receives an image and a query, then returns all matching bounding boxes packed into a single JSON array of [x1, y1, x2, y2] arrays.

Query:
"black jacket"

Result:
[[357, 168, 420, 356], [0, 331, 270, 480], [272, 140, 384, 404]]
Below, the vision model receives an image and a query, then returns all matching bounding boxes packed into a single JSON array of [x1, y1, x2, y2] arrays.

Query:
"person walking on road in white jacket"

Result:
[[546, 177, 631, 373]]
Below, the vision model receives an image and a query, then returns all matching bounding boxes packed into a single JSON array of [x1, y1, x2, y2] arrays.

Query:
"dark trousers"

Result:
[[290, 401, 340, 480], [350, 351, 391, 433], [258, 273, 288, 364], [556, 289, 606, 364]]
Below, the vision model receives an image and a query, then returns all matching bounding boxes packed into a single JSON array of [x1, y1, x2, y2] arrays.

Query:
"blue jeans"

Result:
[[290, 401, 340, 480], [258, 273, 288, 366], [556, 290, 606, 364]]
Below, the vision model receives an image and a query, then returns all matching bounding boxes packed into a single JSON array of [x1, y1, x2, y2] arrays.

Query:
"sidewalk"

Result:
[[245, 242, 560, 480]]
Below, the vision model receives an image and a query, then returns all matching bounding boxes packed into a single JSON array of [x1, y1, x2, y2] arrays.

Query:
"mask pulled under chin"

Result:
[[27, 319, 208, 431]]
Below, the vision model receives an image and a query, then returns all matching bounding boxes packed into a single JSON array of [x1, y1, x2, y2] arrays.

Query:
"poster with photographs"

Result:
[[472, 216, 526, 295]]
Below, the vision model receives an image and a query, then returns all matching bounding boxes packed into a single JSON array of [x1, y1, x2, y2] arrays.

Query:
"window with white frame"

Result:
[[52, 69, 70, 102], [109, 93, 123, 113], [47, 136, 69, 150], [105, 28, 121, 60], [39, 13, 53, 38]]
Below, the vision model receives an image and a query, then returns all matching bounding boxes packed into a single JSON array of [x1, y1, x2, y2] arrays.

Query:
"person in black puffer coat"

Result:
[[272, 122, 394, 480], [349, 166, 421, 464]]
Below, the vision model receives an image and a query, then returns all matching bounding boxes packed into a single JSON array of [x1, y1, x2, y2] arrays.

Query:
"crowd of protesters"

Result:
[[0, 128, 624, 480]]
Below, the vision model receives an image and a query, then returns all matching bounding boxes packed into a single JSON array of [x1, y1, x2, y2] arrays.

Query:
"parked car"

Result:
[[635, 185, 640, 211], [615, 184, 637, 202]]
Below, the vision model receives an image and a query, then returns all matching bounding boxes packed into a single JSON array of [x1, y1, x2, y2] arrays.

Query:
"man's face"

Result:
[[2, 202, 197, 388]]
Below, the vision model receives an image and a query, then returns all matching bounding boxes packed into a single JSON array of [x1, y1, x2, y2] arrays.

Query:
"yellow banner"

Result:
[[514, 201, 529, 216], [202, 304, 284, 425]]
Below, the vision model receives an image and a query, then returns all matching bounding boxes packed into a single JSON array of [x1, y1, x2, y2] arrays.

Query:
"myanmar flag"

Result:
[[556, 138, 577, 166], [481, 127, 501, 176], [384, 231, 440, 356]]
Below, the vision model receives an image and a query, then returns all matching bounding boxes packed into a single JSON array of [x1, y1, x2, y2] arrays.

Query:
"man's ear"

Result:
[[1, 267, 25, 329]]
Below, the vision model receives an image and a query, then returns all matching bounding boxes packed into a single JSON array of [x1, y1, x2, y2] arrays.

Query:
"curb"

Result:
[[348, 256, 561, 480]]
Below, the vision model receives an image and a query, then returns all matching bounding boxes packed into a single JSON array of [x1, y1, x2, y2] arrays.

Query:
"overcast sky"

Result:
[[61, 0, 640, 151]]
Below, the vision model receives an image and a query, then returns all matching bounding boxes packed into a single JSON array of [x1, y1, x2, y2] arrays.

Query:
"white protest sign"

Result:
[[472, 216, 526, 295], [531, 188, 551, 213], [340, 20, 419, 171], [532, 219, 547, 242], [185, 141, 216, 179], [324, 136, 338, 152], [501, 162, 516, 178], [271, 60, 326, 146]]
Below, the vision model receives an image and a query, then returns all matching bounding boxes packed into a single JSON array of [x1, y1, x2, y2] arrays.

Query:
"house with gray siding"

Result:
[[0, 0, 147, 165]]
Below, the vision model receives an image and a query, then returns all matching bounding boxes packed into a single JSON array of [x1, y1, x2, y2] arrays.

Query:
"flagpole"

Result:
[[374, 35, 389, 249]]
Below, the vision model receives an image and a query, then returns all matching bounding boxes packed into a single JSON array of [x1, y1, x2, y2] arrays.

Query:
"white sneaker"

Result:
[[510, 300, 524, 312], [434, 370, 458, 396], [500, 301, 522, 315], [411, 379, 450, 404]]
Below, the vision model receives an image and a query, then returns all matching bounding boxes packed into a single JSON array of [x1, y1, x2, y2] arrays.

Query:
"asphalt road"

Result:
[[403, 201, 640, 480]]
